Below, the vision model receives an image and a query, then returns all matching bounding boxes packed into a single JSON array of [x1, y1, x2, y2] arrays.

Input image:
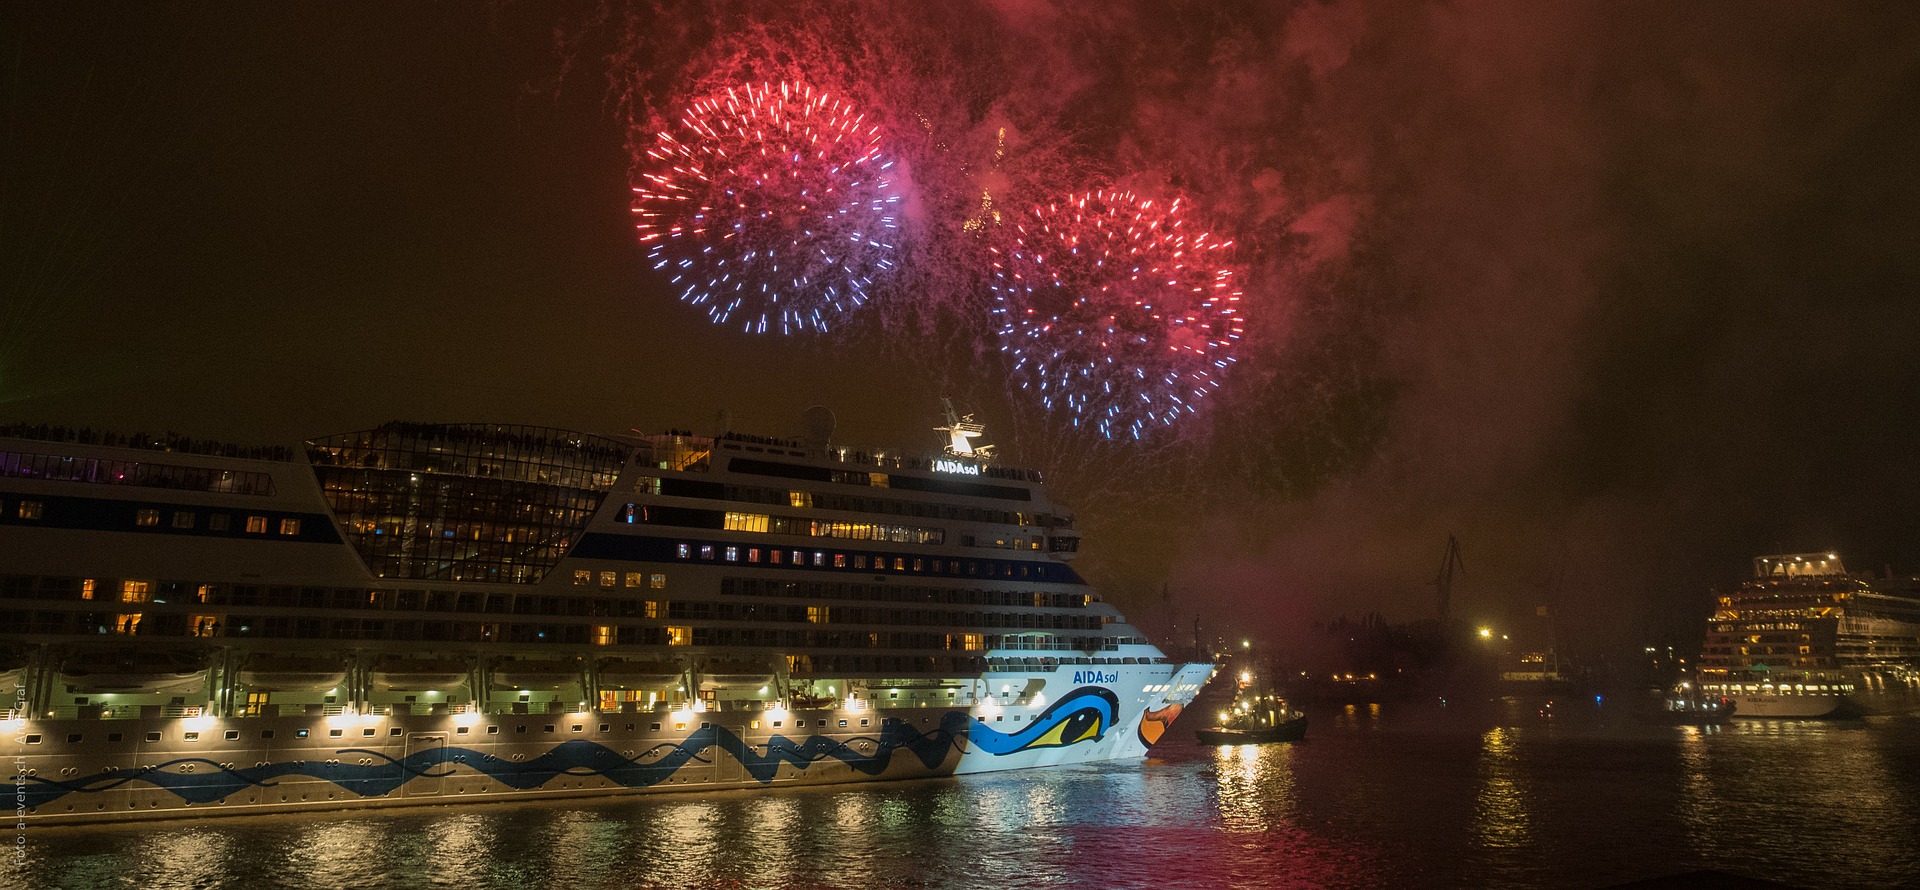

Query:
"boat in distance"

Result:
[[1196, 656, 1306, 745], [1649, 684, 1735, 725], [0, 407, 1211, 824], [1195, 712, 1307, 746]]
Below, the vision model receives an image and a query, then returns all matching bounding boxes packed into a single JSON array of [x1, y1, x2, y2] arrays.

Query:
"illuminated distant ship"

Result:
[[1696, 552, 1920, 718], [0, 409, 1210, 824]]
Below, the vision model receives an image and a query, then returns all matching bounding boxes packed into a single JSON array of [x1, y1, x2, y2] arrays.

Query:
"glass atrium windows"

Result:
[[308, 423, 626, 585]]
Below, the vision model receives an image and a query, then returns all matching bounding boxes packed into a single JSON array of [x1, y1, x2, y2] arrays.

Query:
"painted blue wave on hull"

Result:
[[965, 687, 1119, 755], [24, 711, 974, 808], [24, 691, 1120, 810]]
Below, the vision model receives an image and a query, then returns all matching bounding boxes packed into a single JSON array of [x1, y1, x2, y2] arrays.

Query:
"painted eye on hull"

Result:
[[1026, 708, 1104, 750]]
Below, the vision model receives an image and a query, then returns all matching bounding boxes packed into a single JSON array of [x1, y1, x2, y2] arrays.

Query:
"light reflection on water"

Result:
[[11, 705, 1920, 890], [1471, 726, 1533, 852], [1213, 742, 1298, 833]]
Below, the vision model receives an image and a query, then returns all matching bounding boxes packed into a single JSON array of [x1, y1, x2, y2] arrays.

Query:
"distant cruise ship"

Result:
[[0, 407, 1210, 824], [1696, 552, 1920, 718]]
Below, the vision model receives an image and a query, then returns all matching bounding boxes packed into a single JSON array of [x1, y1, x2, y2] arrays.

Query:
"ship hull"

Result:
[[11, 663, 1211, 826], [1726, 692, 1847, 718], [1, 421, 1216, 825]]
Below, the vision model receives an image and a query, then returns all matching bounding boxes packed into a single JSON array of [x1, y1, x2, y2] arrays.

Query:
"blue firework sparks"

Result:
[[631, 81, 902, 335]]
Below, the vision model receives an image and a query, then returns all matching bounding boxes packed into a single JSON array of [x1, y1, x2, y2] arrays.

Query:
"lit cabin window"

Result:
[[18, 501, 43, 520], [666, 626, 691, 646], [625, 573, 643, 588], [593, 625, 615, 645], [649, 574, 666, 589], [788, 491, 812, 508], [136, 509, 159, 527], [573, 570, 591, 586], [171, 511, 195, 529], [115, 613, 142, 634], [245, 516, 268, 533], [599, 571, 616, 588], [81, 579, 96, 600], [724, 512, 769, 532], [676, 543, 690, 559], [724, 546, 739, 562], [120, 580, 151, 603], [279, 518, 301, 535], [699, 546, 714, 560]]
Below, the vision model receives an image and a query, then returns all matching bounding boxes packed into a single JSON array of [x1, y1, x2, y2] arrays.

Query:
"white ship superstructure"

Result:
[[0, 412, 1209, 824], [1697, 552, 1920, 718]]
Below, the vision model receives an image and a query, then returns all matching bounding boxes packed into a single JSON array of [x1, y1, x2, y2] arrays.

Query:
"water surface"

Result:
[[11, 698, 1919, 889]]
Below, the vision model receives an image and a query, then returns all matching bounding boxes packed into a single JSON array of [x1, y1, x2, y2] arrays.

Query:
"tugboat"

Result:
[[1653, 681, 1736, 725], [1196, 653, 1308, 745]]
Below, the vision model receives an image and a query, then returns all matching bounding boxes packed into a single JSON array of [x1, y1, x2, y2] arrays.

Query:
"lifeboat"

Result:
[[236, 655, 348, 691], [788, 690, 836, 709], [492, 658, 582, 689], [595, 659, 684, 690], [58, 648, 207, 694], [702, 658, 775, 688], [369, 657, 470, 690]]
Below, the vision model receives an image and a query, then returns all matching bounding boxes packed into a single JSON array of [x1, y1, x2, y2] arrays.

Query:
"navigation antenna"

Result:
[[1433, 533, 1465, 622], [936, 397, 995, 462]]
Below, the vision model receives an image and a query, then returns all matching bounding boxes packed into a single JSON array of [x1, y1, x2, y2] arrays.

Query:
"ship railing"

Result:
[[35, 704, 211, 720]]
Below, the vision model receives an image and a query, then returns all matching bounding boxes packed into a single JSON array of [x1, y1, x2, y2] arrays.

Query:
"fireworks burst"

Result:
[[988, 189, 1246, 440], [631, 81, 903, 334]]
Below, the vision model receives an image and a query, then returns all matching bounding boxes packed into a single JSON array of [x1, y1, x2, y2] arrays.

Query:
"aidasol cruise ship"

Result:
[[1696, 552, 1920, 718], [0, 408, 1210, 824]]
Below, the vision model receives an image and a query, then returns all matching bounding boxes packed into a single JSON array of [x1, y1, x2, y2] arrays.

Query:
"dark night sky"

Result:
[[5, 2, 1919, 659]]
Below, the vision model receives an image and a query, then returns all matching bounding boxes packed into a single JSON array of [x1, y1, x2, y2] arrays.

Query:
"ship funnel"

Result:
[[801, 405, 835, 451]]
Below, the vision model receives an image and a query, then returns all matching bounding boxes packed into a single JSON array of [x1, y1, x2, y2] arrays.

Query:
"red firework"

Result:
[[630, 81, 902, 335], [988, 189, 1245, 439]]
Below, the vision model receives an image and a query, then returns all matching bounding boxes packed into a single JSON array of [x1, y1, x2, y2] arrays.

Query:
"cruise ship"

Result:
[[1696, 552, 1920, 718], [0, 408, 1211, 824]]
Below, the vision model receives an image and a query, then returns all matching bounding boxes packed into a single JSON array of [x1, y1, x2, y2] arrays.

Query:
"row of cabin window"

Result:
[[672, 543, 1040, 578], [574, 571, 669, 589], [0, 449, 275, 495], [136, 508, 299, 534], [721, 577, 1091, 610], [6, 499, 298, 534], [0, 575, 670, 618], [12, 608, 1099, 652], [634, 474, 1068, 529]]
